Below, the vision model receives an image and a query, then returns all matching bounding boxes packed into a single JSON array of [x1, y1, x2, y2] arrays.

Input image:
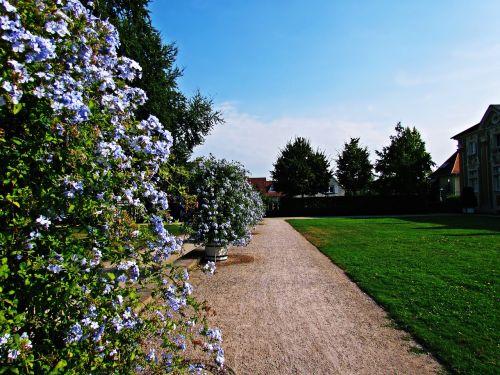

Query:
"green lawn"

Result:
[[288, 215, 499, 375], [136, 221, 183, 236], [164, 221, 183, 236]]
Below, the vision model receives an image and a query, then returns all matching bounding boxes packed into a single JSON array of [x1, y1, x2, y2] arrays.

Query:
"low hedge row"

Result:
[[267, 195, 461, 216]]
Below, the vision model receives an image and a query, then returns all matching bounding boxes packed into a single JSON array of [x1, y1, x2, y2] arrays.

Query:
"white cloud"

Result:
[[193, 103, 397, 178], [193, 43, 500, 177], [192, 94, 494, 178]]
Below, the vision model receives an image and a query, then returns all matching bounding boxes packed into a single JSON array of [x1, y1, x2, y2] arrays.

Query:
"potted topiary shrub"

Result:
[[186, 156, 263, 260]]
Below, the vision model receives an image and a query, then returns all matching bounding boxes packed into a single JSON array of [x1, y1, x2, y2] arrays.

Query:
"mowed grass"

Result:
[[288, 215, 499, 374]]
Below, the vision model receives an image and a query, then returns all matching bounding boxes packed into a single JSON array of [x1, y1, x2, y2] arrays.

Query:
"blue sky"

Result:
[[149, 0, 500, 177]]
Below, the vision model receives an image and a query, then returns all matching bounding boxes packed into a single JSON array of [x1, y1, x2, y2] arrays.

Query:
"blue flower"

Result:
[[35, 215, 51, 229], [66, 323, 83, 344], [45, 20, 69, 37], [7, 349, 19, 361], [215, 347, 225, 366], [92, 325, 105, 342], [146, 349, 157, 363], [47, 264, 63, 274], [1, 0, 16, 13], [0, 333, 10, 347]]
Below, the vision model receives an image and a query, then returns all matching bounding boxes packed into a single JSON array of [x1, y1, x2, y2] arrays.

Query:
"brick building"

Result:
[[452, 105, 500, 213]]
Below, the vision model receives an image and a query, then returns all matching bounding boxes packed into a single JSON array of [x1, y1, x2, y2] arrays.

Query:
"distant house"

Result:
[[430, 151, 461, 199], [313, 177, 345, 197], [248, 176, 344, 198], [452, 105, 500, 213], [247, 177, 282, 198], [247, 177, 282, 211]]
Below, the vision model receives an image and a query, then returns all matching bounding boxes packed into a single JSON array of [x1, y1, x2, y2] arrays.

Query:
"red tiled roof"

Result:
[[248, 177, 283, 197], [431, 151, 460, 178], [247, 177, 267, 194], [451, 152, 460, 174]]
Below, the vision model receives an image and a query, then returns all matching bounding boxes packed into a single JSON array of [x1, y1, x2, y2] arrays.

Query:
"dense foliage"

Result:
[[335, 137, 372, 196], [84, 0, 223, 162], [186, 156, 264, 247], [271, 137, 332, 197], [374, 122, 434, 195], [0, 0, 222, 373]]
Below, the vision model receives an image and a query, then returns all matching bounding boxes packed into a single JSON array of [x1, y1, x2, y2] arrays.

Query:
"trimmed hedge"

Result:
[[267, 195, 461, 216]]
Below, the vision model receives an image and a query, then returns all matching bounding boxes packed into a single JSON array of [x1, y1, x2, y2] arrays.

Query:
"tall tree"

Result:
[[85, 0, 223, 162], [375, 122, 434, 195], [335, 138, 373, 195], [271, 137, 333, 197]]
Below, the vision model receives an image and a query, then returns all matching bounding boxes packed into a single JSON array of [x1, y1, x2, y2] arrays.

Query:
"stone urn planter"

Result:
[[204, 243, 228, 261]]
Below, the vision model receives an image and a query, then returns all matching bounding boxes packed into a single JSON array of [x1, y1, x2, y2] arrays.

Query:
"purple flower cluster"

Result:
[[66, 323, 83, 344], [203, 261, 216, 274], [117, 260, 140, 283], [111, 307, 140, 333], [0, 331, 33, 361], [165, 284, 186, 312], [62, 177, 84, 198], [148, 215, 182, 261], [1, 0, 225, 371], [46, 252, 64, 274]]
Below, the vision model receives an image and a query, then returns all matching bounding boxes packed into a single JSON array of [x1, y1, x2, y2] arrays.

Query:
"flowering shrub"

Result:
[[0, 0, 222, 373], [186, 156, 264, 247], [248, 189, 265, 228]]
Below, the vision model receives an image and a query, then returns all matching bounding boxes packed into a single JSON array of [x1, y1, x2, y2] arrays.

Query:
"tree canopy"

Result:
[[271, 137, 332, 197], [375, 122, 434, 195], [335, 138, 373, 195], [86, 0, 223, 162]]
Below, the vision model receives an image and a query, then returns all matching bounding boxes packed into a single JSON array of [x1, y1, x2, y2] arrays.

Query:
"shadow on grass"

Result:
[[444, 232, 500, 237], [397, 215, 500, 233]]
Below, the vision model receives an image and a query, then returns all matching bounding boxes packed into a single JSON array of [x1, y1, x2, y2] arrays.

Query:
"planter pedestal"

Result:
[[204, 244, 228, 261]]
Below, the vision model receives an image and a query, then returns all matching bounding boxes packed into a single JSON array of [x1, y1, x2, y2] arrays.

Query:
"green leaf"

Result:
[[13, 103, 23, 114], [0, 366, 16, 374], [48, 359, 67, 374]]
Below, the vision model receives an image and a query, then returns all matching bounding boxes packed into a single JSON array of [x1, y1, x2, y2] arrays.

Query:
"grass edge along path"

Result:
[[288, 215, 499, 375]]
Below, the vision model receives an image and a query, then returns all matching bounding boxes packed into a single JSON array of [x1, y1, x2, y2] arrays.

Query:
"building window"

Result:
[[468, 141, 477, 155], [493, 166, 500, 192], [468, 169, 479, 193], [496, 134, 500, 148]]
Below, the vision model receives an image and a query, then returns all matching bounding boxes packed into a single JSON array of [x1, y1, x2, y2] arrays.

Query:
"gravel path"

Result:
[[190, 218, 442, 375]]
